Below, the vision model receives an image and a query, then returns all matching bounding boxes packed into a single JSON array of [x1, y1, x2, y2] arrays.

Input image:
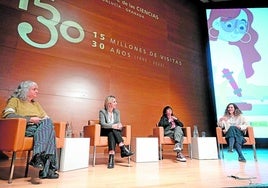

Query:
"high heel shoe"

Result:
[[120, 145, 134, 158], [107, 154, 114, 169], [238, 156, 246, 162]]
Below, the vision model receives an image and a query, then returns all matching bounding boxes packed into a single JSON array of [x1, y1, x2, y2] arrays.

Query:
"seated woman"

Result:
[[158, 106, 186, 162], [217, 103, 249, 162], [2, 80, 59, 179], [99, 95, 134, 169]]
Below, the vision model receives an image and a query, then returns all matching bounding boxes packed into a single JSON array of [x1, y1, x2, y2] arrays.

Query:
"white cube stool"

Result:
[[131, 137, 159, 162], [192, 137, 218, 160], [60, 138, 90, 171]]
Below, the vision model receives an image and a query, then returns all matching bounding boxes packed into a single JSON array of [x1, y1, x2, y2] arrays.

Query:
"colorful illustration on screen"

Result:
[[206, 8, 268, 138]]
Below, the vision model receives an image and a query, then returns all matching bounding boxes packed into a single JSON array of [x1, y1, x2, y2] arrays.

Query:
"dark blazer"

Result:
[[158, 116, 184, 133]]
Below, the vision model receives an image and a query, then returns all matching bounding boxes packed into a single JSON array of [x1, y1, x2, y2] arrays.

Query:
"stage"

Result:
[[0, 148, 267, 187]]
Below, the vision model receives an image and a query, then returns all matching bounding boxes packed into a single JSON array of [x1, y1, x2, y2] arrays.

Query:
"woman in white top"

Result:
[[217, 103, 249, 162]]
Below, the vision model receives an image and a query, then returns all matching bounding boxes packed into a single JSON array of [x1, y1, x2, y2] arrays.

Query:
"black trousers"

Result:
[[101, 128, 124, 151]]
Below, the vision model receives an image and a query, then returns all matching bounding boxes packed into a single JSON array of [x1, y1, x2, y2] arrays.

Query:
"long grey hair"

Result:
[[10, 80, 38, 101]]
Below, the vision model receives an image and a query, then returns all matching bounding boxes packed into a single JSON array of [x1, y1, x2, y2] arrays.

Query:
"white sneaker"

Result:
[[173, 143, 181, 152], [176, 153, 186, 162]]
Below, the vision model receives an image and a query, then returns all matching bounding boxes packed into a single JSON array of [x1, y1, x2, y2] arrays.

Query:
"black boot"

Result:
[[39, 154, 59, 179], [48, 154, 59, 179], [120, 145, 134, 158], [107, 154, 114, 169], [235, 143, 246, 163], [29, 153, 44, 169], [39, 169, 59, 179]]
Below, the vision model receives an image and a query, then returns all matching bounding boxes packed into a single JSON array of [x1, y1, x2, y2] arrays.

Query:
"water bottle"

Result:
[[65, 122, 73, 138], [193, 125, 199, 137]]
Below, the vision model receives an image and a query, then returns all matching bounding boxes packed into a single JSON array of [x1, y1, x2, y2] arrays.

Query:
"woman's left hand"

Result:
[[30, 117, 42, 124], [172, 116, 177, 120]]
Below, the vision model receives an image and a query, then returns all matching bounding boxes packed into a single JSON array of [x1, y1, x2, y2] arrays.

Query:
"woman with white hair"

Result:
[[2, 80, 59, 179]]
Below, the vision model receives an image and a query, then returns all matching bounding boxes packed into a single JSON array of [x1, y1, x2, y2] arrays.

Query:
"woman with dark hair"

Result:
[[158, 106, 186, 162], [99, 95, 134, 169], [217, 103, 249, 162], [2, 81, 59, 179]]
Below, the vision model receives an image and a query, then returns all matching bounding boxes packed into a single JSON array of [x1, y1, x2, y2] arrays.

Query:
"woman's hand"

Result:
[[218, 116, 227, 128], [219, 117, 227, 122], [112, 123, 123, 130], [30, 117, 42, 124], [42, 115, 49, 119], [172, 116, 178, 120]]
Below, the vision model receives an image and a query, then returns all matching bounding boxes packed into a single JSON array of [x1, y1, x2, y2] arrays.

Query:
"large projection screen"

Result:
[[206, 8, 268, 138]]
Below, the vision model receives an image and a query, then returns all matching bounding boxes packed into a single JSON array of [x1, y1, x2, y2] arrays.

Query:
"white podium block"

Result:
[[131, 137, 159, 163], [192, 137, 218, 160], [60, 138, 90, 171]]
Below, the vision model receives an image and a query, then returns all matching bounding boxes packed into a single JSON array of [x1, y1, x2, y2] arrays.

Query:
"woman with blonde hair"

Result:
[[99, 95, 134, 169]]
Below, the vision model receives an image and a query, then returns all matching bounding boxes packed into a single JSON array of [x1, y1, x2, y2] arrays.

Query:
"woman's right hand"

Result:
[[112, 123, 123, 130], [219, 116, 227, 122], [218, 116, 227, 128]]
